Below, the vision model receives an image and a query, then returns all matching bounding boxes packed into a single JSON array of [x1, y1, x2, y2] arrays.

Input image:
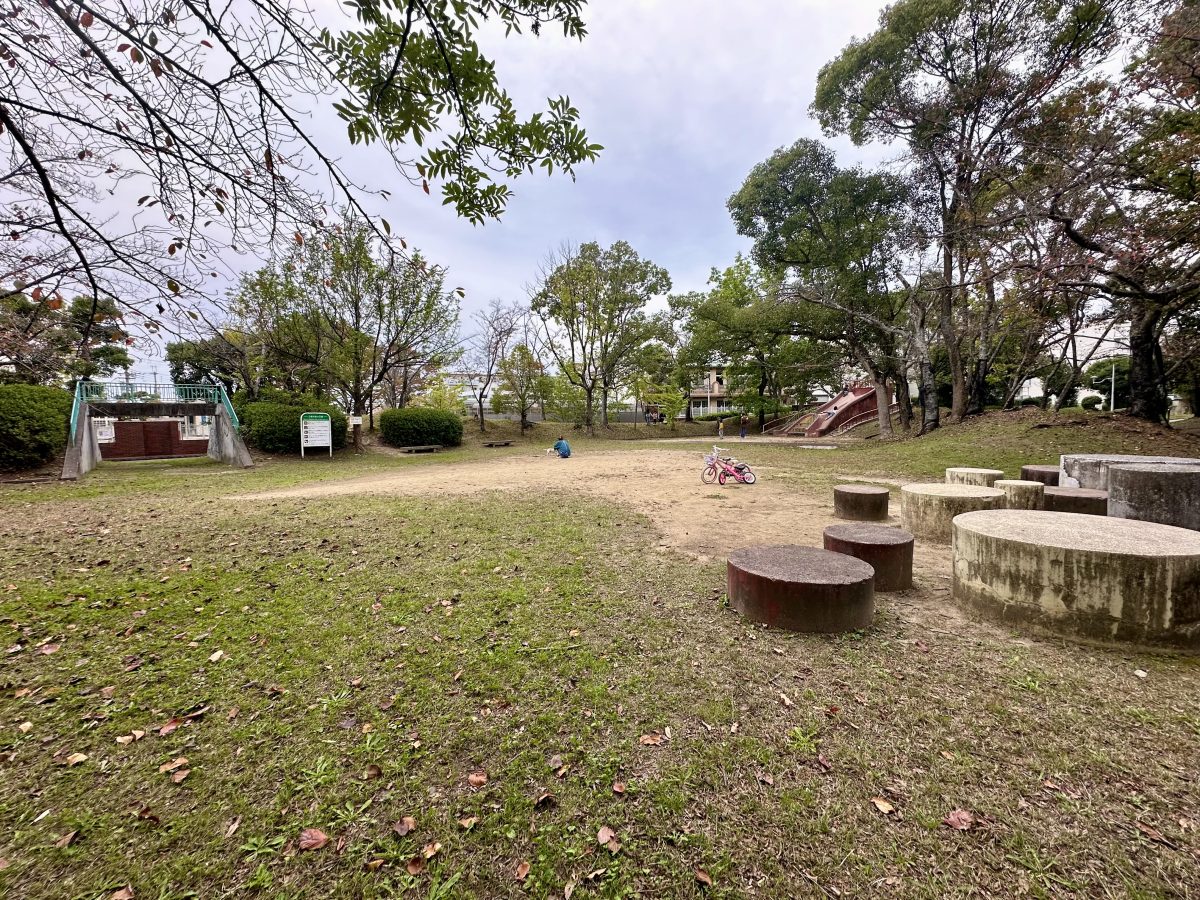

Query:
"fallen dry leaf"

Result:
[[364, 764, 383, 780], [171, 769, 190, 784], [54, 830, 77, 849], [564, 878, 577, 899], [816, 754, 832, 773], [18, 721, 32, 734], [548, 754, 563, 769], [224, 817, 242, 839], [39, 643, 60, 655], [422, 841, 441, 860], [0, 858, 8, 870], [393, 816, 417, 837], [208, 650, 224, 663], [515, 860, 531, 881], [1136, 821, 1180, 850], [227, 706, 240, 721], [457, 816, 478, 830], [695, 868, 714, 887], [612, 781, 626, 794], [110, 888, 135, 900], [158, 757, 188, 774], [534, 791, 556, 810], [406, 856, 426, 876], [298, 828, 329, 851], [65, 752, 88, 767], [758, 772, 774, 786], [467, 770, 488, 787], [365, 858, 386, 872], [638, 733, 666, 746], [158, 717, 182, 737], [779, 692, 794, 708], [943, 809, 975, 831], [597, 825, 616, 846], [871, 796, 895, 816]]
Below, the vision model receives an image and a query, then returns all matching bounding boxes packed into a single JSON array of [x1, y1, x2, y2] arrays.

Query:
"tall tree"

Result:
[[464, 300, 519, 432], [532, 241, 670, 434], [0, 291, 131, 383], [237, 213, 459, 450], [1, 0, 600, 329], [812, 0, 1129, 419], [728, 141, 913, 434]]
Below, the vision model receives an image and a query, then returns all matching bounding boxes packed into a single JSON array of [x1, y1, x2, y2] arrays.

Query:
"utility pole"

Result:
[[1110, 360, 1116, 412]]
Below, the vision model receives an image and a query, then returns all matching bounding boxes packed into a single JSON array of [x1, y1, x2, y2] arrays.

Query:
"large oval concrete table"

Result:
[[952, 510, 1200, 649]]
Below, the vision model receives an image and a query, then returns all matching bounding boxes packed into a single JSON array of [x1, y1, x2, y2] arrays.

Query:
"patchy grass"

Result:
[[2, 413, 1199, 898]]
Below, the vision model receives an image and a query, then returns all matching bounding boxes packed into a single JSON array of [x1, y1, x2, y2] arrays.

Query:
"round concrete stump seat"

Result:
[[833, 484, 890, 521], [1020, 464, 1060, 486], [900, 483, 1004, 543], [1108, 463, 1200, 532], [1060, 453, 1200, 489], [727, 546, 875, 633], [822, 524, 913, 592], [952, 510, 1200, 649], [945, 467, 1005, 487], [1043, 486, 1108, 516], [994, 479, 1045, 510]]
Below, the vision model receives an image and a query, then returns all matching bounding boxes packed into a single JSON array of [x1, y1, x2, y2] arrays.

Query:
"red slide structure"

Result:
[[771, 385, 877, 437]]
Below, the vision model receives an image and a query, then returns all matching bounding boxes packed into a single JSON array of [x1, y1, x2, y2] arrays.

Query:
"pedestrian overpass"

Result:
[[62, 381, 253, 479]]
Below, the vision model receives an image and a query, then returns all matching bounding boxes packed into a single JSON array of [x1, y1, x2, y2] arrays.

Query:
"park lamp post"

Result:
[[1091, 360, 1116, 412]]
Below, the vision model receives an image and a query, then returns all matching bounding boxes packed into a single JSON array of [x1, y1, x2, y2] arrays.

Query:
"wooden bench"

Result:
[[482, 440, 513, 448], [398, 445, 442, 454]]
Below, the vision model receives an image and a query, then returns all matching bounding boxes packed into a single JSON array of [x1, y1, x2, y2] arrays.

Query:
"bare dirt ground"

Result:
[[242, 449, 845, 559], [239, 448, 969, 636]]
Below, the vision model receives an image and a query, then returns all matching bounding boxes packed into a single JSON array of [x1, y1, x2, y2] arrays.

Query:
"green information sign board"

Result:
[[300, 412, 332, 457]]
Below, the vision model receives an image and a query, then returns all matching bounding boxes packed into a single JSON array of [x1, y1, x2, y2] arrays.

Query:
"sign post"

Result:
[[300, 412, 332, 458]]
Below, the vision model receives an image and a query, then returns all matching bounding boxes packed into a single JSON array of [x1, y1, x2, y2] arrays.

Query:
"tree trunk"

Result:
[[584, 388, 595, 436], [873, 378, 893, 437], [1128, 304, 1167, 423], [919, 358, 940, 434], [939, 241, 968, 420], [476, 392, 487, 433], [896, 372, 912, 433], [352, 397, 365, 452]]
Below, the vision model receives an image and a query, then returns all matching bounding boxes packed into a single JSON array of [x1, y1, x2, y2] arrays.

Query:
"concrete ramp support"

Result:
[[208, 403, 254, 468], [60, 403, 100, 481]]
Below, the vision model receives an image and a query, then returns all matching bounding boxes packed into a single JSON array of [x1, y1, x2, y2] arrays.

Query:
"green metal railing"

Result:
[[69, 381, 238, 445]]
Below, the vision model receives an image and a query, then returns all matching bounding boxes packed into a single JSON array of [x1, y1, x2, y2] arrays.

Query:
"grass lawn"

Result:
[[2, 411, 1199, 899]]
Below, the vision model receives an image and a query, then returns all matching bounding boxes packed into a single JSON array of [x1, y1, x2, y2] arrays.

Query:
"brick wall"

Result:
[[101, 421, 209, 460]]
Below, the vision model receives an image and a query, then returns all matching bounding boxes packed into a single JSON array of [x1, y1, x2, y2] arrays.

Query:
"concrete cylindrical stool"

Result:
[[900, 483, 1005, 544], [1020, 464, 1061, 486], [833, 484, 890, 521], [1108, 464, 1200, 531], [1043, 487, 1108, 516], [995, 479, 1045, 510], [727, 546, 874, 633], [1060, 453, 1200, 489], [822, 524, 914, 592], [952, 510, 1200, 649], [945, 467, 1005, 487]]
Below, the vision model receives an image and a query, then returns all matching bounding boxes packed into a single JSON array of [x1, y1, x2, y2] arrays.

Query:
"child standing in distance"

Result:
[[717, 417, 725, 439], [739, 413, 749, 440]]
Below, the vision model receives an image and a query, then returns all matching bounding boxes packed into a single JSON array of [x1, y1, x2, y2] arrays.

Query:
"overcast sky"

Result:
[[137, 0, 891, 374]]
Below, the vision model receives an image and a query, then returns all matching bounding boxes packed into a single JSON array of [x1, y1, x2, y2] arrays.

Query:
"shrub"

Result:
[[378, 407, 463, 447], [1019, 397, 1044, 407], [1080, 395, 1102, 411], [239, 392, 347, 454], [693, 411, 742, 422], [0, 384, 73, 471]]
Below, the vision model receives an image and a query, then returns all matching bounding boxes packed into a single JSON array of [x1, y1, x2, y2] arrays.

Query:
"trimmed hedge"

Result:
[[0, 384, 73, 471], [238, 392, 347, 454], [378, 408, 463, 448], [1081, 395, 1102, 411], [692, 411, 742, 422]]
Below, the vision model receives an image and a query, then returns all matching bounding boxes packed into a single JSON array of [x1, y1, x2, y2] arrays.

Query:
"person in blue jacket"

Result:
[[552, 436, 571, 458]]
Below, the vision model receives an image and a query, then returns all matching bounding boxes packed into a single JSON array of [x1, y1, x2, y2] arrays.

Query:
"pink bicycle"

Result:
[[702, 446, 757, 485]]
